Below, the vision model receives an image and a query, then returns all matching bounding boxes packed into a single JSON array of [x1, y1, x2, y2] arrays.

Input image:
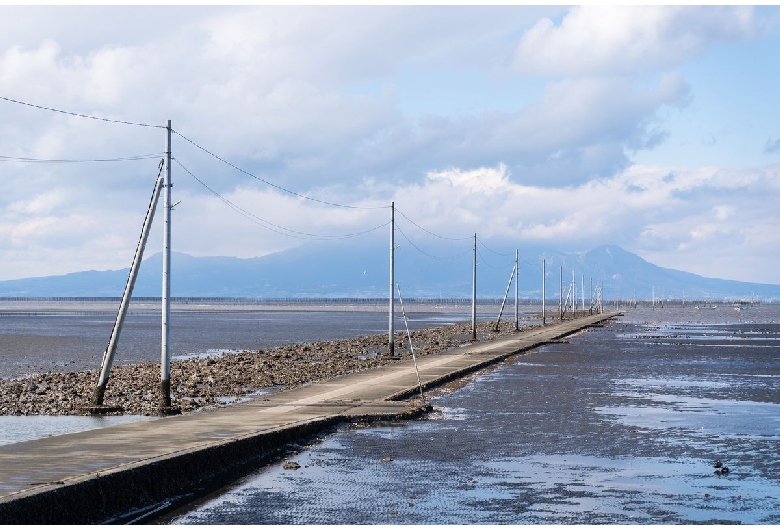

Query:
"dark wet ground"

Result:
[[164, 307, 780, 524]]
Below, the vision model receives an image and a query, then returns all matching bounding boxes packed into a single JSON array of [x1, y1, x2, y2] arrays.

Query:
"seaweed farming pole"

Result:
[[160, 119, 174, 412], [389, 201, 395, 357], [471, 233, 477, 341], [93, 171, 164, 408], [514, 248, 519, 331]]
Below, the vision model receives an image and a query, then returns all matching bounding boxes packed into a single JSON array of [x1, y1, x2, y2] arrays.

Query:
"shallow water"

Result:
[[0, 415, 150, 446], [0, 300, 501, 380], [166, 305, 780, 525]]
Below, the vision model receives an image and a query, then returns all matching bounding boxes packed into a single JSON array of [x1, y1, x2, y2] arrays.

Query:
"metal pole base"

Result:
[[93, 383, 107, 406], [158, 379, 181, 416]]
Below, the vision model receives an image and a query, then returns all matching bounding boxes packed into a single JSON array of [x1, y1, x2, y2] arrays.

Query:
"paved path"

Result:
[[0, 312, 617, 523]]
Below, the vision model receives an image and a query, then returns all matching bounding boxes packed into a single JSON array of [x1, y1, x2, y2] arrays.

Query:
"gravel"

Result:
[[0, 319, 531, 416]]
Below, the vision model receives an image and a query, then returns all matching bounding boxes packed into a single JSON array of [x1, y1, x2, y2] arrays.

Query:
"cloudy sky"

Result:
[[1, 5, 779, 284]]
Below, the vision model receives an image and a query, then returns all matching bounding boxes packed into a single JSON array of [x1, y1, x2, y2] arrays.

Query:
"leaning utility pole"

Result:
[[160, 119, 175, 414], [92, 168, 164, 409], [389, 201, 395, 356], [471, 233, 477, 340]]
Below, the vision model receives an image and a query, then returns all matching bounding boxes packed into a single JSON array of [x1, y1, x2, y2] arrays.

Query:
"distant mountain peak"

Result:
[[0, 244, 778, 300]]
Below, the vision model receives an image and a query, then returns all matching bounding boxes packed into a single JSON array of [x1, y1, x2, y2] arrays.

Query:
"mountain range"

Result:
[[0, 241, 778, 301]]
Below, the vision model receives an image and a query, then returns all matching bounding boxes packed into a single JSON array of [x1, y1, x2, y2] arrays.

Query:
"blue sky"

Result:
[[0, 5, 779, 285]]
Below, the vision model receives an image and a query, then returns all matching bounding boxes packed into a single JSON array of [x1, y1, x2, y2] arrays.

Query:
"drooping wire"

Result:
[[477, 237, 514, 257], [477, 248, 514, 271], [395, 223, 471, 261], [174, 158, 389, 241], [172, 129, 388, 211], [0, 153, 164, 163], [0, 95, 165, 129], [394, 208, 472, 241]]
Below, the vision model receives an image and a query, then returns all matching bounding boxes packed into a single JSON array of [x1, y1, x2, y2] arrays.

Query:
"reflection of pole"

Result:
[[389, 202, 395, 356], [160, 119, 173, 411], [542, 259, 546, 325], [471, 233, 477, 341], [94, 172, 164, 407]]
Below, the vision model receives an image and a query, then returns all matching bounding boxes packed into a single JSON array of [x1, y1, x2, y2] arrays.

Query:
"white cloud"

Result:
[[512, 6, 758, 77], [0, 6, 777, 285]]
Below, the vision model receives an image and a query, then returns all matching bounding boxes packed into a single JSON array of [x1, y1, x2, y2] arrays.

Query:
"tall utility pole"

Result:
[[514, 248, 519, 331], [572, 270, 576, 319], [559, 265, 563, 321], [389, 202, 395, 356], [471, 233, 477, 341], [542, 258, 546, 325], [160, 120, 173, 412], [581, 274, 585, 311]]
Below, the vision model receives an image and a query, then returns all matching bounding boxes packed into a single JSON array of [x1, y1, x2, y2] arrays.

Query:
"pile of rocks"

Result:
[[0, 319, 528, 416]]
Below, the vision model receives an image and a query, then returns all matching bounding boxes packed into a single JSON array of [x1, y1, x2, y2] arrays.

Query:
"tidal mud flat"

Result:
[[166, 307, 780, 525], [0, 319, 525, 416]]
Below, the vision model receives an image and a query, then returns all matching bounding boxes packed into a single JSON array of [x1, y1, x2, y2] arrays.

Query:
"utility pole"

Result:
[[514, 248, 519, 331], [93, 173, 164, 408], [581, 274, 585, 311], [542, 258, 546, 325], [559, 265, 563, 321], [389, 201, 395, 356], [160, 119, 175, 413], [471, 233, 477, 341], [572, 269, 576, 318]]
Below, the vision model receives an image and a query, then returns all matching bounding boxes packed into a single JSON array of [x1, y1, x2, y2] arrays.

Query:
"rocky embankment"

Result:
[[0, 320, 531, 416]]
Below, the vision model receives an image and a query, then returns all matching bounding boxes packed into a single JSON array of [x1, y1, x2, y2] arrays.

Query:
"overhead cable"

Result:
[[0, 153, 164, 163], [477, 237, 514, 257], [0, 95, 165, 129], [477, 248, 514, 271], [174, 158, 389, 241], [395, 224, 471, 261], [172, 129, 387, 211], [394, 208, 472, 241]]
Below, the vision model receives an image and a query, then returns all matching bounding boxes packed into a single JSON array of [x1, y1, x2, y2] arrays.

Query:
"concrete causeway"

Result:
[[0, 312, 617, 524]]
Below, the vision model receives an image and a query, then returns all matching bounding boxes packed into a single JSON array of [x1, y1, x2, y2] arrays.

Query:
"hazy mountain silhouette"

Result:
[[0, 241, 777, 301]]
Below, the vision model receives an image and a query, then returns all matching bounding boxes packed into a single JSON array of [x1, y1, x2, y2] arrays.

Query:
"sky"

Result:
[[1, 5, 779, 285]]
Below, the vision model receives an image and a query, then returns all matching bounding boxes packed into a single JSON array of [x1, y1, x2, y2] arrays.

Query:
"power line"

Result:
[[394, 208, 472, 241], [477, 237, 514, 257], [0, 95, 165, 129], [0, 153, 164, 163], [174, 158, 389, 241], [395, 223, 471, 261], [477, 248, 514, 270], [171, 129, 387, 211]]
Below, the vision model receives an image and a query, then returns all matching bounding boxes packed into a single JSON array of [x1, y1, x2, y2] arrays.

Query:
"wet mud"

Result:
[[166, 308, 780, 524]]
